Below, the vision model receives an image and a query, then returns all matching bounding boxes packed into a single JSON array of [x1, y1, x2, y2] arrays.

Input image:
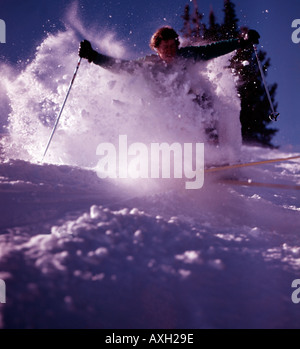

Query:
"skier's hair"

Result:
[[150, 26, 180, 51]]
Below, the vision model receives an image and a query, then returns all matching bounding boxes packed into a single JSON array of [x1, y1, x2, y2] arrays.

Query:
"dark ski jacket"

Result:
[[91, 38, 242, 71]]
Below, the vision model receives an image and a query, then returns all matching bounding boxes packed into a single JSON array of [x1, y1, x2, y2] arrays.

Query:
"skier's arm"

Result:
[[78, 39, 130, 71], [179, 30, 260, 61], [92, 51, 129, 70], [179, 38, 241, 61]]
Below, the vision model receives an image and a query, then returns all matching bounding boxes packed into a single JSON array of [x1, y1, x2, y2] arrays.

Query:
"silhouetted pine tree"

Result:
[[181, 2, 205, 45], [181, 0, 278, 147], [221, 0, 239, 39], [204, 7, 222, 42], [237, 47, 278, 145], [181, 5, 192, 41], [220, 0, 278, 146], [191, 0, 205, 41]]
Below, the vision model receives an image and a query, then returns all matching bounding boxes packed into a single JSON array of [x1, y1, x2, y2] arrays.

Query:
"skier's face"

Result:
[[157, 39, 177, 63]]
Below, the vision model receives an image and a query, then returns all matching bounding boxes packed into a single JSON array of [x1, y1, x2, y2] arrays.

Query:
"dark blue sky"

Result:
[[1, 0, 299, 147]]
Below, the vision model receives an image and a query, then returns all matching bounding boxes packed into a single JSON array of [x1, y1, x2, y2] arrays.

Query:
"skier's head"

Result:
[[150, 26, 179, 63]]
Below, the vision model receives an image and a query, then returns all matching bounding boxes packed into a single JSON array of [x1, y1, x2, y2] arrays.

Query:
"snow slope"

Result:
[[0, 25, 300, 329], [0, 145, 299, 329]]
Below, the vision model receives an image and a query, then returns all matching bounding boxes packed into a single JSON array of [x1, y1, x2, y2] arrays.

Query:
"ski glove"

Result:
[[240, 29, 260, 47], [79, 40, 97, 63]]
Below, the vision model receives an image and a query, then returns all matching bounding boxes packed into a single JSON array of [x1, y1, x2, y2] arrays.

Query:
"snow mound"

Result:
[[0, 146, 299, 328]]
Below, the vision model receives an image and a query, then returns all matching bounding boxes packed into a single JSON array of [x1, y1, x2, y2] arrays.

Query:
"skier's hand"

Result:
[[78, 40, 97, 63], [247, 30, 260, 45], [240, 29, 260, 47]]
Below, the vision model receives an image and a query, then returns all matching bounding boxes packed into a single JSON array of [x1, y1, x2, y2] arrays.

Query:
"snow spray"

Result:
[[1, 21, 242, 191]]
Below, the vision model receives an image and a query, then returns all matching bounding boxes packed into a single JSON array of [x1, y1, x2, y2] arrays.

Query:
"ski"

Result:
[[205, 155, 300, 173]]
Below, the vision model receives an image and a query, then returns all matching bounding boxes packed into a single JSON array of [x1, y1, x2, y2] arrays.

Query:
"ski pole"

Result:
[[42, 57, 82, 161], [253, 44, 279, 121]]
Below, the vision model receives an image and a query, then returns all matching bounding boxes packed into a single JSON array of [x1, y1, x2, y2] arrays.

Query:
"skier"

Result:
[[78, 26, 260, 146], [78, 26, 260, 70]]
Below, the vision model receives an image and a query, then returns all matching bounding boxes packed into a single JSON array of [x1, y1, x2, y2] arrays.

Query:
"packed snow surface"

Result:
[[0, 145, 299, 329], [0, 27, 299, 329]]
